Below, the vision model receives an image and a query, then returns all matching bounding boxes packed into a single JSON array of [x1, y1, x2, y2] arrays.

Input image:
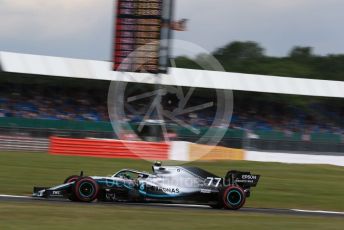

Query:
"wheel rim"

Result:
[[79, 182, 95, 198], [226, 190, 242, 206]]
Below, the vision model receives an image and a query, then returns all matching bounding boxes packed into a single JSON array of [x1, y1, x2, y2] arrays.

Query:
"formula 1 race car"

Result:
[[33, 162, 260, 210]]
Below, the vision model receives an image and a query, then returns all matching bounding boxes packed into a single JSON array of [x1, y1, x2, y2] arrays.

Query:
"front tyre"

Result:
[[222, 186, 246, 210], [64, 175, 79, 184], [73, 177, 99, 202], [63, 175, 80, 201]]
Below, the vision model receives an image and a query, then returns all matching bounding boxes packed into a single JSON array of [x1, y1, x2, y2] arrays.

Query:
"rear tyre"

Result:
[[73, 177, 99, 202], [222, 186, 246, 210]]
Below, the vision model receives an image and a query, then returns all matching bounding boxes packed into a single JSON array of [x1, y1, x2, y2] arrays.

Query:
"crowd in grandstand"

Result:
[[0, 83, 343, 135], [0, 84, 108, 122]]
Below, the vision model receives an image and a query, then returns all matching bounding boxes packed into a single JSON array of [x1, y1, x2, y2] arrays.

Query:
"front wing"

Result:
[[33, 183, 73, 199]]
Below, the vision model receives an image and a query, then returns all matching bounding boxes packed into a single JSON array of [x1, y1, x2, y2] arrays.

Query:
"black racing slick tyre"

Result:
[[64, 175, 79, 184], [222, 186, 246, 210], [73, 177, 99, 202], [64, 175, 80, 201]]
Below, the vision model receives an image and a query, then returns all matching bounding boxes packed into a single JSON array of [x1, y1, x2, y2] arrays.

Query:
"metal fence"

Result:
[[0, 126, 343, 155], [0, 127, 115, 139]]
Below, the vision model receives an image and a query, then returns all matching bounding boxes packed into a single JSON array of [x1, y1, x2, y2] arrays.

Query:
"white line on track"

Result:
[[0, 194, 32, 199], [292, 209, 344, 215], [145, 203, 209, 208], [1, 194, 343, 215]]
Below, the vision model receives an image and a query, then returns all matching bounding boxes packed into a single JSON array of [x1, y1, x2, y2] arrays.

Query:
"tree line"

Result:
[[175, 41, 344, 81]]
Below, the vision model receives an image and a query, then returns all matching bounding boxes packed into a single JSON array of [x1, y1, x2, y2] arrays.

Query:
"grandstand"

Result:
[[0, 51, 343, 153]]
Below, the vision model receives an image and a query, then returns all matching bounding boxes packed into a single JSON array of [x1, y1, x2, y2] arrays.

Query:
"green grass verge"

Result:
[[0, 151, 343, 211], [0, 202, 343, 230]]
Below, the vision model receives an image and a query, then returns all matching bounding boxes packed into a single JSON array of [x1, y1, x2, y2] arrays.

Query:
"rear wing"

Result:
[[225, 170, 260, 188]]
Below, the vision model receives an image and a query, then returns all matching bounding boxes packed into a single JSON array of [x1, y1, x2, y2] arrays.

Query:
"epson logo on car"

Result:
[[52, 191, 61, 195], [242, 175, 257, 180]]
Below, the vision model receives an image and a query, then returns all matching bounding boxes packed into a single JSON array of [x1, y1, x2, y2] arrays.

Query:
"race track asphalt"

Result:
[[1, 194, 343, 217]]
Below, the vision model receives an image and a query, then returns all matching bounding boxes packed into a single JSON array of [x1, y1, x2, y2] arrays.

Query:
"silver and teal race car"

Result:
[[33, 162, 260, 210]]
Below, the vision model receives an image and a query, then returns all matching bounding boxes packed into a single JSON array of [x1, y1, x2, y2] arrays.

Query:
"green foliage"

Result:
[[289, 46, 314, 59], [174, 56, 202, 69], [213, 41, 265, 60], [175, 41, 344, 81]]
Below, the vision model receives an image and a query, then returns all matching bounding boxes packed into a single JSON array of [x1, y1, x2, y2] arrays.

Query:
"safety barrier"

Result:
[[49, 138, 244, 161], [168, 142, 343, 166], [246, 150, 344, 167], [49, 137, 169, 160], [168, 142, 244, 161], [48, 137, 344, 166], [0, 135, 48, 151], [188, 144, 245, 161]]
